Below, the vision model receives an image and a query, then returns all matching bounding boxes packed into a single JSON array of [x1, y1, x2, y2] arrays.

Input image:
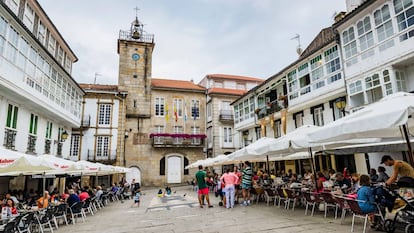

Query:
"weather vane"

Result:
[[134, 6, 140, 17]]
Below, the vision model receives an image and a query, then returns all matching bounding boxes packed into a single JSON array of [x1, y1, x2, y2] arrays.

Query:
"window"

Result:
[[98, 104, 111, 125], [160, 157, 165, 175], [238, 103, 243, 122], [215, 81, 223, 88], [357, 16, 374, 51], [45, 121, 53, 139], [191, 99, 200, 119], [312, 106, 324, 126], [243, 99, 249, 120], [324, 46, 339, 61], [249, 97, 255, 118], [310, 55, 322, 70], [273, 120, 281, 138], [6, 104, 18, 129], [234, 105, 239, 123], [297, 63, 309, 77], [349, 80, 363, 94], [70, 135, 80, 158], [393, 0, 414, 41], [48, 36, 56, 56], [327, 73, 342, 84], [325, 58, 341, 74], [64, 54, 72, 73], [5, 26, 19, 63], [23, 4, 35, 32], [383, 70, 393, 95], [375, 5, 394, 42], [395, 70, 407, 92], [4, 0, 20, 15], [29, 113, 38, 135], [365, 74, 381, 89], [237, 83, 245, 90], [57, 47, 64, 65], [155, 97, 165, 116], [37, 21, 46, 45], [96, 136, 109, 157], [223, 127, 232, 143], [173, 98, 183, 118], [293, 111, 303, 128], [343, 27, 358, 60]]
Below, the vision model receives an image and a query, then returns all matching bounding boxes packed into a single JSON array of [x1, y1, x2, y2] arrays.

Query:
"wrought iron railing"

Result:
[[255, 100, 287, 119], [219, 110, 234, 121], [44, 139, 51, 154], [149, 133, 206, 147], [3, 128, 17, 149], [87, 150, 117, 161], [26, 135, 37, 154], [119, 30, 154, 43]]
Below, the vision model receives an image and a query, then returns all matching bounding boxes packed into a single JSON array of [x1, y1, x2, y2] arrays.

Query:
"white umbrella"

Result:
[[270, 151, 310, 161], [229, 137, 278, 161], [38, 154, 83, 175], [309, 92, 414, 164], [0, 147, 55, 176], [185, 159, 205, 169]]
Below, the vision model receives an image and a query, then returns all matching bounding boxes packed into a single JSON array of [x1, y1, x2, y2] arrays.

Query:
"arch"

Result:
[[126, 166, 141, 185]]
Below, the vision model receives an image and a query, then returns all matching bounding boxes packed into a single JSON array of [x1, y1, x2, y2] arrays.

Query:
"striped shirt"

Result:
[[242, 166, 253, 185]]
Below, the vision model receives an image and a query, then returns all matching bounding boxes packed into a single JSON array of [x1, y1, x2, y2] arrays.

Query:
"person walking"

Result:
[[195, 165, 213, 208], [241, 161, 253, 206], [220, 168, 239, 209]]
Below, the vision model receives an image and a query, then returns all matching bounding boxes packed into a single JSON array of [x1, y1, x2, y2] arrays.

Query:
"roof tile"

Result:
[[151, 78, 205, 91]]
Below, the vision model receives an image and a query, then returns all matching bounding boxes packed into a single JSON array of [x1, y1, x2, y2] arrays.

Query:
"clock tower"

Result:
[[117, 12, 155, 178]]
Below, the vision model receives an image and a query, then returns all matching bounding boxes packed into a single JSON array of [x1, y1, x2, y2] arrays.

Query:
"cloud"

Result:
[[38, 0, 346, 84]]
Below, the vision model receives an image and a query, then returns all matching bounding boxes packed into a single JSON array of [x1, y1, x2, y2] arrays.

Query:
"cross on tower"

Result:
[[134, 7, 140, 17]]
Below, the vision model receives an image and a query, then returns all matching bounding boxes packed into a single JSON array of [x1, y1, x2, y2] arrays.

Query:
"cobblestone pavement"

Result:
[[60, 186, 366, 233]]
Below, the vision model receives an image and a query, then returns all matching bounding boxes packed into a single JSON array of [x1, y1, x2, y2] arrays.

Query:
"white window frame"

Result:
[[173, 98, 183, 118], [154, 97, 165, 117], [23, 3, 35, 32], [98, 104, 111, 125], [96, 136, 109, 157], [70, 134, 80, 158], [313, 107, 324, 126]]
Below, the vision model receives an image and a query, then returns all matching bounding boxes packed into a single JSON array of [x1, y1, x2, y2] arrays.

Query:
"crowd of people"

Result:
[[192, 154, 414, 219]]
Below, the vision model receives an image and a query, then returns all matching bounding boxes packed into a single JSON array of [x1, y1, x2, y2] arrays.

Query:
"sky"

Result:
[[38, 0, 347, 85]]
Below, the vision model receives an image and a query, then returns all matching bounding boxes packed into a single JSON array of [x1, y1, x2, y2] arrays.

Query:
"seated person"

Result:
[[334, 172, 352, 193], [3, 198, 18, 215], [37, 191, 50, 209], [79, 187, 90, 202], [165, 186, 172, 196], [357, 175, 377, 214], [95, 186, 103, 200], [66, 189, 80, 207]]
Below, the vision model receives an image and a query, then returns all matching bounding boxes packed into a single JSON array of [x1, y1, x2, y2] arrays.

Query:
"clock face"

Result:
[[132, 53, 140, 61]]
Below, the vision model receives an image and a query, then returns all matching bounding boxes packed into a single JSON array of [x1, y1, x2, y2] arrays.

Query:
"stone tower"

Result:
[[117, 12, 155, 184]]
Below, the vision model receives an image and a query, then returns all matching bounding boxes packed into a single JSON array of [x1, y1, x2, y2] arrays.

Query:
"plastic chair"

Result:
[[264, 189, 277, 206], [53, 203, 68, 227], [347, 199, 383, 233], [0, 220, 17, 233], [284, 189, 301, 211], [18, 212, 35, 233], [334, 195, 351, 224], [275, 188, 288, 208], [68, 202, 85, 225], [82, 198, 94, 216], [303, 191, 322, 216], [319, 192, 339, 218]]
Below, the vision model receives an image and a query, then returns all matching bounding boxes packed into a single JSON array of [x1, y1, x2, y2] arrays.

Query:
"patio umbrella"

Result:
[[0, 147, 55, 176], [229, 137, 278, 161], [38, 154, 83, 175], [308, 92, 414, 165]]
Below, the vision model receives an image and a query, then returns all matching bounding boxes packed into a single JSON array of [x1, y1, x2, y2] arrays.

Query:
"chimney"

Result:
[[346, 0, 365, 12]]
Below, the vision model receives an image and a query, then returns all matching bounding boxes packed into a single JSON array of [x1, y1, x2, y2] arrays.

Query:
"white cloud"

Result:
[[38, 0, 346, 84]]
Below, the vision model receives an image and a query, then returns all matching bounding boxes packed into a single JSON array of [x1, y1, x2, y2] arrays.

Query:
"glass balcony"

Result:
[[149, 133, 206, 147]]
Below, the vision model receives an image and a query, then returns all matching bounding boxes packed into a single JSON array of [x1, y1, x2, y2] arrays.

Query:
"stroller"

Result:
[[373, 180, 414, 233]]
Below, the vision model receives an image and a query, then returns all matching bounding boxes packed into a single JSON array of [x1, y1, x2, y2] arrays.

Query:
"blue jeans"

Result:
[[224, 185, 235, 208]]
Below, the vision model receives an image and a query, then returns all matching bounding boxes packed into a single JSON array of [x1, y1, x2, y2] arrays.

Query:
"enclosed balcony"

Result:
[[87, 149, 117, 165], [255, 98, 287, 120], [149, 133, 206, 147]]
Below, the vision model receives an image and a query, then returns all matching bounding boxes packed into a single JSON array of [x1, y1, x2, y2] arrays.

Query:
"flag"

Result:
[[184, 101, 188, 121], [174, 106, 178, 122], [165, 104, 169, 122]]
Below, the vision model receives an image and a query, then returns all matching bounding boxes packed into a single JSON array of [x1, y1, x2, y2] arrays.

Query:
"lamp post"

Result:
[[335, 97, 347, 117]]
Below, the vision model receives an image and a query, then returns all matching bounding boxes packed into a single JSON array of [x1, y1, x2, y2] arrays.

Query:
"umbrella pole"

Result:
[[308, 147, 317, 190], [266, 155, 270, 174], [402, 125, 414, 166]]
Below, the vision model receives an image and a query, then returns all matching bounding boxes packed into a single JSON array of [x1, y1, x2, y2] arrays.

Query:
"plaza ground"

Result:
[[61, 186, 369, 233]]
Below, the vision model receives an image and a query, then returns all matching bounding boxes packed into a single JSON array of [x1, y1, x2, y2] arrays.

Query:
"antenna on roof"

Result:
[[94, 72, 102, 84], [291, 34, 302, 56]]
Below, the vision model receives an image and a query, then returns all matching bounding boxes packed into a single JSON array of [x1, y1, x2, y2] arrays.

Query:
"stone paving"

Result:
[[60, 186, 370, 233]]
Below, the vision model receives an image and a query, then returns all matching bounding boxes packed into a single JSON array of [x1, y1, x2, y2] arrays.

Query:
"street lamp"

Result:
[[335, 97, 347, 116], [60, 130, 68, 142]]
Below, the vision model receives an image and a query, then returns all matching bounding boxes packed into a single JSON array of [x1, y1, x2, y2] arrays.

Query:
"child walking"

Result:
[[131, 189, 141, 207]]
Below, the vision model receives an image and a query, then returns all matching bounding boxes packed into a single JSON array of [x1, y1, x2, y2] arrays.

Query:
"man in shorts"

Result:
[[241, 161, 253, 206], [195, 165, 213, 208]]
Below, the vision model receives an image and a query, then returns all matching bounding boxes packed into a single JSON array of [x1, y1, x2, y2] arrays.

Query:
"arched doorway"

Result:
[[167, 156, 182, 183], [126, 166, 141, 185]]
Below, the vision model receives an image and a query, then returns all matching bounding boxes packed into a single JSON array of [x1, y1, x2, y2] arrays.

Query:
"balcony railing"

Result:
[[119, 30, 154, 43], [255, 99, 287, 119], [149, 133, 206, 147], [219, 110, 234, 122], [87, 150, 117, 164], [26, 135, 37, 154], [44, 139, 51, 154], [3, 128, 17, 149]]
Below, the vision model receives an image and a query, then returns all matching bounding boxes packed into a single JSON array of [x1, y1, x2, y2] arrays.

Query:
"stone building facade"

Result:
[[117, 16, 206, 186]]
